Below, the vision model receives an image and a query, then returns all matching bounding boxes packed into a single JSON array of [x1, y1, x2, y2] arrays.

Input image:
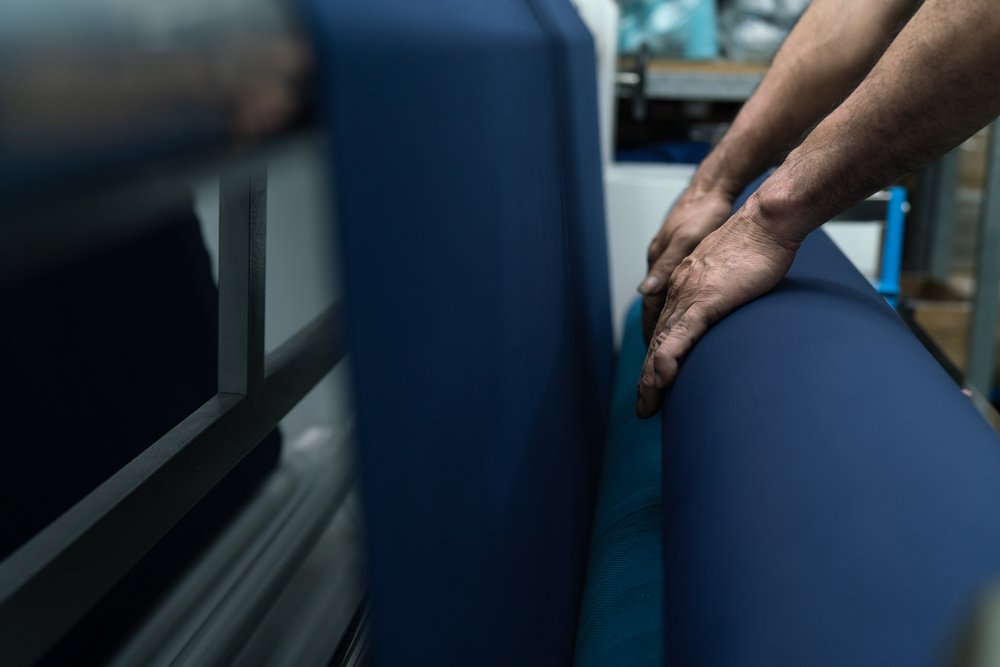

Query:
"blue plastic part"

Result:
[[661, 230, 1000, 666], [618, 0, 719, 59], [878, 185, 907, 300], [684, 0, 719, 59], [302, 1, 614, 664]]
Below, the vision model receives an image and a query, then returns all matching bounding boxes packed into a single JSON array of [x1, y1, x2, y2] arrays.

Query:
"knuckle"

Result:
[[653, 347, 679, 374], [668, 318, 690, 336], [679, 255, 697, 271], [652, 329, 669, 348]]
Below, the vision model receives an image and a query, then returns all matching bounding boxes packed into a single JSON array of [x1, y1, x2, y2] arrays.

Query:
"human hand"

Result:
[[635, 213, 800, 418], [639, 187, 734, 343]]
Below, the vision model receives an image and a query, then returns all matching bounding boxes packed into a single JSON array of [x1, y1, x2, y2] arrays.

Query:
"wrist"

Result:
[[687, 170, 742, 203], [738, 186, 811, 250], [690, 135, 771, 201]]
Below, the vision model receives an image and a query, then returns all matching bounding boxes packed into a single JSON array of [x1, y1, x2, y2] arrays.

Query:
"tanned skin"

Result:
[[637, 0, 921, 342], [636, 0, 1000, 418]]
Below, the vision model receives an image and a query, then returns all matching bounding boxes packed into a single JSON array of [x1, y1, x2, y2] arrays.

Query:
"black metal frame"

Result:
[[328, 598, 371, 667], [0, 163, 347, 666]]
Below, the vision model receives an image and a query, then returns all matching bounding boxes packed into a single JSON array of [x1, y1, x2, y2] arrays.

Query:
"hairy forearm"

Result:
[[692, 0, 919, 199], [751, 0, 1000, 244]]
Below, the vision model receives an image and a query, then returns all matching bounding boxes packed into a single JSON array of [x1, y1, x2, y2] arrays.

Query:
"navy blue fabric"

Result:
[[575, 299, 663, 666], [615, 141, 712, 165], [661, 230, 1000, 665], [303, 2, 613, 664]]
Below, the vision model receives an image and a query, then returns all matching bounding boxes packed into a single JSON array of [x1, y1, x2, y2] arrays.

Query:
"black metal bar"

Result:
[[908, 161, 939, 272], [0, 131, 317, 286], [927, 149, 960, 281], [219, 167, 268, 396], [329, 598, 371, 667], [901, 298, 1000, 433], [899, 301, 965, 385], [0, 304, 346, 667], [908, 149, 959, 277], [967, 125, 1000, 396]]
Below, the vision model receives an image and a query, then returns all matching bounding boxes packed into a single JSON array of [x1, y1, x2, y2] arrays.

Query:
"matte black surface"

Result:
[[0, 214, 281, 665]]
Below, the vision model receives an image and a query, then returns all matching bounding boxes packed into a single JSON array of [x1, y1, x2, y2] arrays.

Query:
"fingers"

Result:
[[646, 233, 667, 271], [641, 293, 665, 345], [636, 302, 712, 419], [633, 209, 800, 419], [636, 260, 714, 419], [639, 237, 699, 342], [638, 234, 696, 297]]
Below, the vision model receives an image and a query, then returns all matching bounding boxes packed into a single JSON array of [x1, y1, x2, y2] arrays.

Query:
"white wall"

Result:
[[570, 0, 619, 166], [604, 163, 695, 342], [823, 221, 883, 281]]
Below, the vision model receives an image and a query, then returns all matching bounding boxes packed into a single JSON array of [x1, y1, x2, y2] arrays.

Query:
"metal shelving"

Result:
[[617, 57, 767, 103]]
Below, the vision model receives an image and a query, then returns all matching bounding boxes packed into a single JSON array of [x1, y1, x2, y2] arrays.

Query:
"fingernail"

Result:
[[637, 276, 659, 295]]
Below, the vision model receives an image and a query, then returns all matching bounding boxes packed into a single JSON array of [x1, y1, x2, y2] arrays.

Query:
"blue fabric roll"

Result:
[[575, 300, 663, 666], [661, 230, 1000, 665], [302, 1, 613, 664]]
